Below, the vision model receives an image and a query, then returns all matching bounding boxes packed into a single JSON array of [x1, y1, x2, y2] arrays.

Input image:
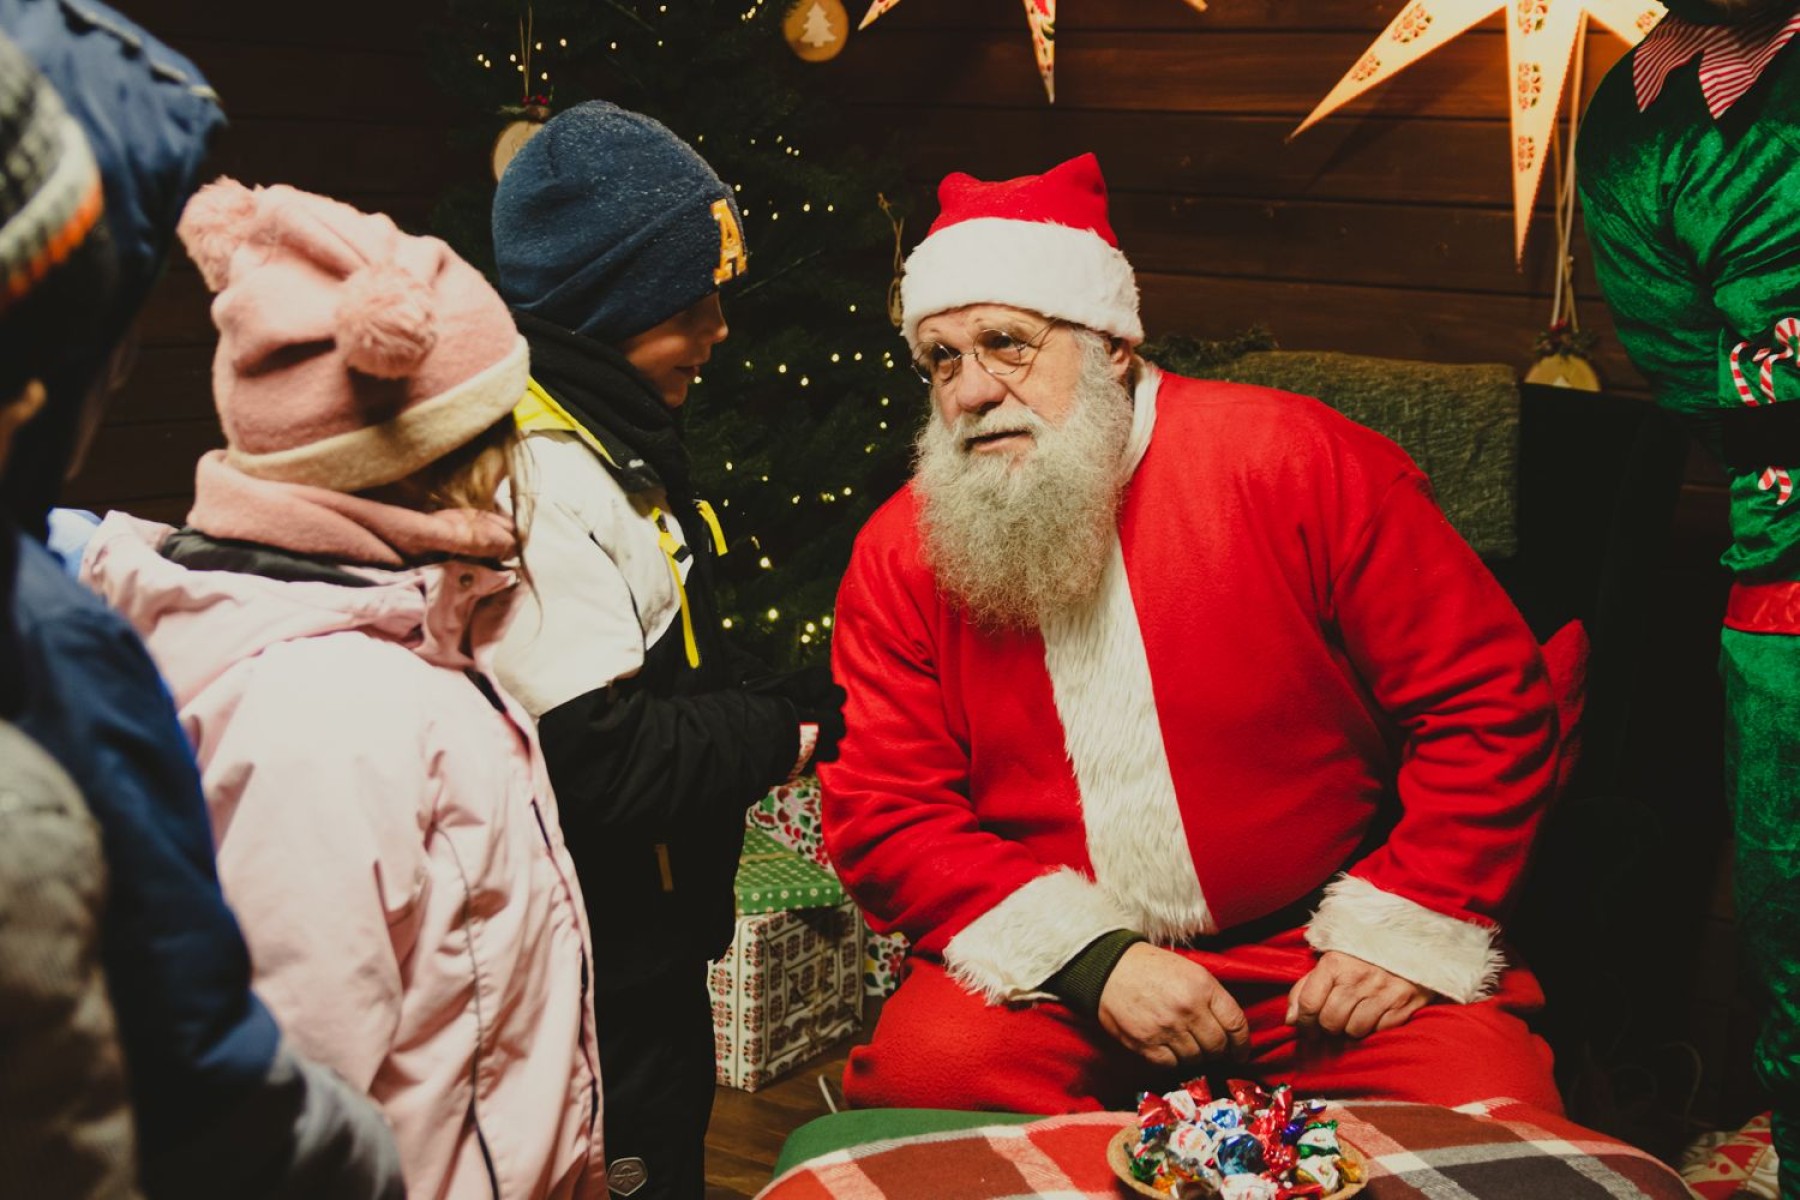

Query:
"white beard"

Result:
[[913, 334, 1134, 630]]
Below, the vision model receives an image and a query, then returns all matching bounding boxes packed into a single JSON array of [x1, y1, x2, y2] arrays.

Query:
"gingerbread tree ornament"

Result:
[[785, 0, 849, 61]]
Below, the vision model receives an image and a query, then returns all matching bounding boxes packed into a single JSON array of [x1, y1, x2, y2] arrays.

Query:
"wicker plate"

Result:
[[1105, 1125, 1368, 1199]]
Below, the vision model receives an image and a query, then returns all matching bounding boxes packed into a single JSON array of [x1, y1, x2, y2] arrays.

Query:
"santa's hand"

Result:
[[1096, 943, 1250, 1067], [1285, 950, 1430, 1039]]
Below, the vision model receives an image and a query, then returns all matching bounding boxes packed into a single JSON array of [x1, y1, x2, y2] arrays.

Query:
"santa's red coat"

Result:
[[819, 369, 1560, 1006]]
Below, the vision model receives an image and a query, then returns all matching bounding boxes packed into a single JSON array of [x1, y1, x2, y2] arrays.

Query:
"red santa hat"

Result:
[[899, 153, 1143, 351]]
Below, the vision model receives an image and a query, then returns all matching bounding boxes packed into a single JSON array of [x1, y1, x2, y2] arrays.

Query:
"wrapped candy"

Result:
[[1122, 1079, 1356, 1198], [1298, 1158, 1341, 1193], [1139, 1092, 1176, 1133], [1169, 1087, 1203, 1122], [1167, 1122, 1218, 1170], [1262, 1141, 1298, 1177], [1197, 1097, 1244, 1132], [1215, 1131, 1267, 1177], [1277, 1185, 1325, 1200], [1219, 1176, 1281, 1200], [1297, 1122, 1341, 1158], [1228, 1079, 1272, 1111]]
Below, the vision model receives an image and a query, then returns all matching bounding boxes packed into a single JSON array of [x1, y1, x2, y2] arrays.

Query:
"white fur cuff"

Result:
[[1304, 875, 1505, 1004], [943, 868, 1136, 1004]]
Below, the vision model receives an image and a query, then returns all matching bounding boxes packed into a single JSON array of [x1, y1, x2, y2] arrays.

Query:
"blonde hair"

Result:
[[361, 412, 534, 561]]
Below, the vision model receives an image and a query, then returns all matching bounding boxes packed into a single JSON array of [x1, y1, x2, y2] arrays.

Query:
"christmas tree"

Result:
[[430, 0, 912, 668], [800, 3, 838, 48]]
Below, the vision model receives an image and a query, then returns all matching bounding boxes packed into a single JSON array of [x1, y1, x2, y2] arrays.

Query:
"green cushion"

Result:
[[1143, 337, 1520, 559], [772, 1110, 1036, 1178]]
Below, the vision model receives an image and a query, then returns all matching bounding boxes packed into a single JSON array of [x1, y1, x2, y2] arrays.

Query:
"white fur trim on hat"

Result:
[[1304, 874, 1506, 1004], [227, 336, 528, 493], [900, 217, 1144, 350]]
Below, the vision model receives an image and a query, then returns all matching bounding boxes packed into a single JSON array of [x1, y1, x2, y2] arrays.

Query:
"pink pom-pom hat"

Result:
[[175, 178, 526, 494]]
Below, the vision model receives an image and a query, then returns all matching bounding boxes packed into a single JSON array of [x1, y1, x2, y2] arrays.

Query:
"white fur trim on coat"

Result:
[[900, 218, 1144, 349], [941, 368, 1202, 1005], [1041, 536, 1213, 944], [1305, 874, 1505, 1004], [943, 868, 1137, 1003]]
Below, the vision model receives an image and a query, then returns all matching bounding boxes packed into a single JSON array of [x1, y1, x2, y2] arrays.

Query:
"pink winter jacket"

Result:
[[84, 514, 605, 1200]]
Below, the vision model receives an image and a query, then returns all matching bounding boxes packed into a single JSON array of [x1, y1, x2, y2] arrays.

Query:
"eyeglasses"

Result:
[[910, 322, 1062, 387]]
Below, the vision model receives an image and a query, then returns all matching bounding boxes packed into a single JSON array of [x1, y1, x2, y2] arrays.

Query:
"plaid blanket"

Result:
[[756, 1099, 1696, 1200]]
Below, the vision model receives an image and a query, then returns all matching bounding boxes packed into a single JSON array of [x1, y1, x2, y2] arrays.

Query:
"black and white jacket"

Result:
[[496, 315, 800, 989]]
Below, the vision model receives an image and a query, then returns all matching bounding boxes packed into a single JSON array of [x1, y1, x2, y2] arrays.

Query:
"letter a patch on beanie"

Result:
[[712, 199, 747, 284]]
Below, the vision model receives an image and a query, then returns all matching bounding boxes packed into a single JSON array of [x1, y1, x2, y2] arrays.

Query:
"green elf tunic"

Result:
[[1579, 4, 1800, 1188]]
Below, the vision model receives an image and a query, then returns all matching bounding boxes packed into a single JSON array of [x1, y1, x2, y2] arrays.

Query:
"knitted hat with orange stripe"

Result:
[[0, 28, 108, 397]]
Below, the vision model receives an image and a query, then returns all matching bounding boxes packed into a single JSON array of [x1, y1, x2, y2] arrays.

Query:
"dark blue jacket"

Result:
[[12, 533, 282, 1146], [0, 0, 282, 1155], [0, 0, 220, 540]]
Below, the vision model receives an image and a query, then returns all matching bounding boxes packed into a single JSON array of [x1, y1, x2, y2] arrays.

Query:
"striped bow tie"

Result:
[[1633, 6, 1800, 118]]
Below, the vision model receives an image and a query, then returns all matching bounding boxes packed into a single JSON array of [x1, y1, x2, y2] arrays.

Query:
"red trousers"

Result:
[[845, 928, 1562, 1114]]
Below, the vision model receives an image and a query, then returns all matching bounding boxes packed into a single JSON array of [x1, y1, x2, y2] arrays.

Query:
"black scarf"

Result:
[[512, 311, 692, 500]]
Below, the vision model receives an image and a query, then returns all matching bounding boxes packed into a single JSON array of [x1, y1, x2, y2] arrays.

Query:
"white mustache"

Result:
[[957, 411, 1045, 450]]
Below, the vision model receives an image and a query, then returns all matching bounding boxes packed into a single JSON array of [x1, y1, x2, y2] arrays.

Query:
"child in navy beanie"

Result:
[[491, 100, 845, 1200], [494, 100, 745, 348]]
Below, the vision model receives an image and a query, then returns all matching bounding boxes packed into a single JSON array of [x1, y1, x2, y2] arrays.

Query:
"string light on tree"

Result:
[[438, 0, 913, 665]]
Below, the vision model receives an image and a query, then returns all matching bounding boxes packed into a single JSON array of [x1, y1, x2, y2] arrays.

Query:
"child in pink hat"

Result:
[[82, 178, 606, 1200]]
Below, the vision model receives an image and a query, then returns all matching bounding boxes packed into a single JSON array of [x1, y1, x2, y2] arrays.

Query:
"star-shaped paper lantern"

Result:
[[858, 0, 1210, 102], [1296, 0, 1666, 259]]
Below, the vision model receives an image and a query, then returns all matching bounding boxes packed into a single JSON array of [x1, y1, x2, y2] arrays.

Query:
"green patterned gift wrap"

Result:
[[734, 826, 845, 914], [708, 827, 864, 1090], [747, 780, 911, 997]]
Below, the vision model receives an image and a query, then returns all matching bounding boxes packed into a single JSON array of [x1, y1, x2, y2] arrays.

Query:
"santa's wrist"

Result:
[[1044, 928, 1145, 1018]]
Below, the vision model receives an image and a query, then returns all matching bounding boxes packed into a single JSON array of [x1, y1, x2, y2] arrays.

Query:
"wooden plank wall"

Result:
[[62, 0, 463, 522], [79, 0, 1728, 526], [818, 0, 1640, 380]]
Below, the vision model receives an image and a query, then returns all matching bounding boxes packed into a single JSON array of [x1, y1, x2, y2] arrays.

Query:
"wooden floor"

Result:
[[703, 1018, 873, 1199]]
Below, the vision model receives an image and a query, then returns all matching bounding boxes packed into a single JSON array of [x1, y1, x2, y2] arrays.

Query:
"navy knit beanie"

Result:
[[492, 101, 747, 344]]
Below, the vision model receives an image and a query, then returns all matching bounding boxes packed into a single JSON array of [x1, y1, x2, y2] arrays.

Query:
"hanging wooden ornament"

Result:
[[1525, 324, 1603, 389], [491, 6, 553, 182], [492, 102, 551, 182], [785, 0, 851, 62], [1523, 27, 1602, 390], [879, 193, 905, 329]]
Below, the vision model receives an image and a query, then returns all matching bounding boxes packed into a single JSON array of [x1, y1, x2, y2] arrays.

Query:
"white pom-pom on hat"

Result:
[[336, 259, 437, 378], [177, 176, 259, 292]]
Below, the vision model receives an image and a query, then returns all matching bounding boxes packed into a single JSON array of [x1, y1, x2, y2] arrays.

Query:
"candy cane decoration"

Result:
[[1728, 316, 1800, 505]]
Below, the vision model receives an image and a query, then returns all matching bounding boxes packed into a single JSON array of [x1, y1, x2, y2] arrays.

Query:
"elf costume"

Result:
[[1579, 4, 1800, 1190], [819, 156, 1567, 1114]]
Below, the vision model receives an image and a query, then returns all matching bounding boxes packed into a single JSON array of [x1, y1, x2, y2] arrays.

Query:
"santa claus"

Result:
[[818, 153, 1570, 1113]]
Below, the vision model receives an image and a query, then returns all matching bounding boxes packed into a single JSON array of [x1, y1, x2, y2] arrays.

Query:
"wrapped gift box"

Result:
[[864, 928, 909, 998], [749, 775, 828, 868], [709, 828, 864, 1091], [749, 777, 911, 998]]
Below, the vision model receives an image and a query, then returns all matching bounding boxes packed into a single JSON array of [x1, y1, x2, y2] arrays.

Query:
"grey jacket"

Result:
[[0, 720, 138, 1199]]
